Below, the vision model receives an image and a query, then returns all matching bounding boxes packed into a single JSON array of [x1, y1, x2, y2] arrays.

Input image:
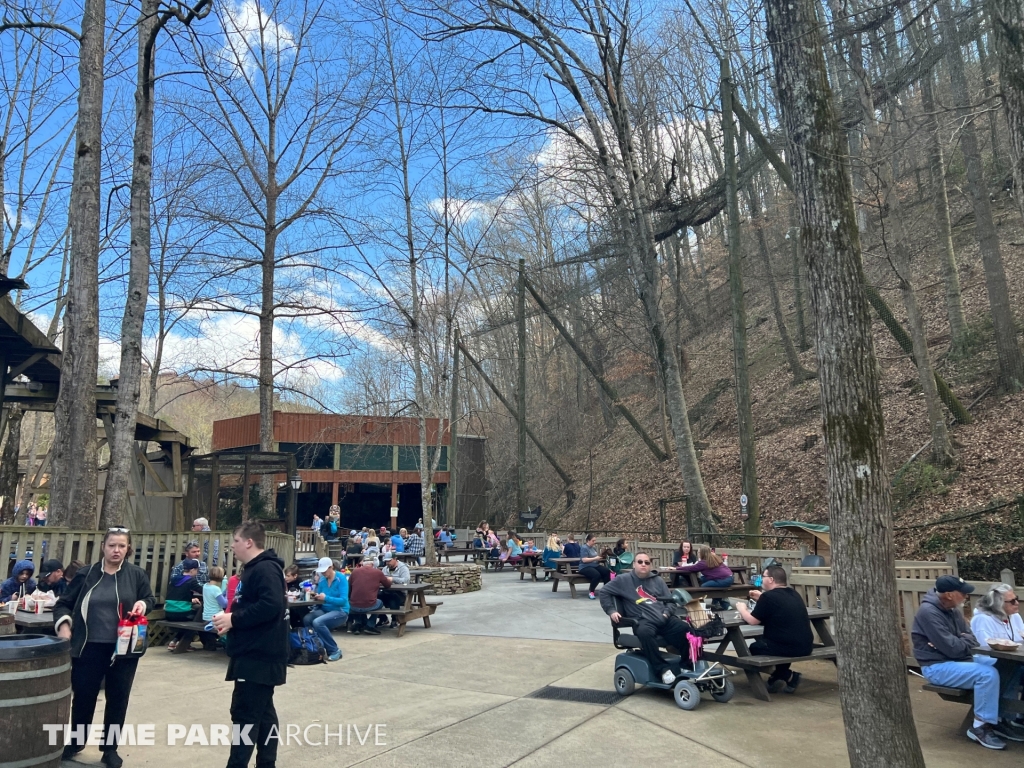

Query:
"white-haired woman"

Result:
[[970, 583, 1024, 733]]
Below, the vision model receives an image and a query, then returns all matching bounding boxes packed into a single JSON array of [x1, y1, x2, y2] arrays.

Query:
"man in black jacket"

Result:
[[212, 522, 288, 768]]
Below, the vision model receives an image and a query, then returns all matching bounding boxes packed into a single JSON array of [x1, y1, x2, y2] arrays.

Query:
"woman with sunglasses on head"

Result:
[[54, 528, 155, 767], [970, 583, 1024, 734]]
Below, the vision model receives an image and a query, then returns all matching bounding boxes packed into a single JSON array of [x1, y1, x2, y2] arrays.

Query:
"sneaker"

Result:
[[328, 650, 343, 662], [101, 750, 124, 768], [588, 592, 597, 600], [363, 626, 381, 635], [767, 678, 786, 694], [967, 724, 1007, 750], [992, 722, 1024, 743], [783, 672, 802, 694], [351, 625, 363, 635], [1009, 717, 1024, 731], [661, 669, 676, 685]]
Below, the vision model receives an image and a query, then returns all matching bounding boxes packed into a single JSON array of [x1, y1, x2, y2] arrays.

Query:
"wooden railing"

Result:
[[295, 529, 327, 559], [2, 526, 296, 605]]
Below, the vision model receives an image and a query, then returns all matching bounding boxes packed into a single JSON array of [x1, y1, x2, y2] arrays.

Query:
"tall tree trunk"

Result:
[[102, 0, 160, 527], [259, 150, 278, 508], [764, 0, 927, 763], [938, 0, 1024, 392], [50, 0, 106, 529], [722, 65, 760, 546], [790, 211, 810, 351], [18, 411, 41, 513], [0, 406, 23, 524], [920, 70, 968, 350], [988, 0, 1024, 225]]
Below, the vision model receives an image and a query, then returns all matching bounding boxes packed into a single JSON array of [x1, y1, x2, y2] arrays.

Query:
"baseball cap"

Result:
[[40, 559, 64, 577], [349, 530, 357, 537], [387, 551, 399, 561], [181, 558, 200, 571], [315, 557, 334, 573], [935, 575, 974, 594]]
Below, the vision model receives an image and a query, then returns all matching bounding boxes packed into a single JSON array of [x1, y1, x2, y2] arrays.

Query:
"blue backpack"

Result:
[[288, 628, 327, 665]]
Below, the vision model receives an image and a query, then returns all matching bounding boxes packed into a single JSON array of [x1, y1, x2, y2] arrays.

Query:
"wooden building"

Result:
[[211, 412, 486, 531]]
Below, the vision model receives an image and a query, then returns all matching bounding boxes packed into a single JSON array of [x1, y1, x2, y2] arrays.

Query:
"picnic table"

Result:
[[436, 547, 480, 563], [548, 557, 590, 598], [408, 568, 431, 584], [14, 609, 54, 633], [516, 552, 543, 581], [971, 646, 1024, 717], [656, 564, 752, 595], [364, 583, 442, 637], [393, 552, 421, 564], [701, 607, 836, 701]]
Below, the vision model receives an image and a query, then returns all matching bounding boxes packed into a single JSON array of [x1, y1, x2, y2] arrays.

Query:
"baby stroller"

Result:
[[611, 590, 734, 710]]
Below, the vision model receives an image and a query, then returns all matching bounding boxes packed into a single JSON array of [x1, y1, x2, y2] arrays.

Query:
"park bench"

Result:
[[361, 602, 443, 637], [921, 684, 974, 732]]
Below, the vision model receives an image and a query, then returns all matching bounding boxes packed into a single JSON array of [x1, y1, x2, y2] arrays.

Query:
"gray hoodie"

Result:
[[911, 588, 978, 666], [598, 571, 672, 624]]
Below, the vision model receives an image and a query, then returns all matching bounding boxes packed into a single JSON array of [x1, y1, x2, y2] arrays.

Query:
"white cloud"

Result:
[[216, 0, 295, 78], [426, 197, 493, 226]]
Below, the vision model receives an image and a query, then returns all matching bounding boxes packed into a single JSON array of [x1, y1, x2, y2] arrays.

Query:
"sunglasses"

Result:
[[1006, 598, 1020, 605], [635, 559, 652, 565], [107, 527, 130, 533]]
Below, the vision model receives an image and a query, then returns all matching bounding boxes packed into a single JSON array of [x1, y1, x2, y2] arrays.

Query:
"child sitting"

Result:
[[203, 566, 228, 621]]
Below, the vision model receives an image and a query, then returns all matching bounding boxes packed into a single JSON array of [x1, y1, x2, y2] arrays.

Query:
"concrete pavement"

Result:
[[60, 570, 1023, 767]]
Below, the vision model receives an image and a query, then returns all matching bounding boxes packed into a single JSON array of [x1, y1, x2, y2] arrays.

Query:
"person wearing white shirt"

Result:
[[970, 583, 1024, 735]]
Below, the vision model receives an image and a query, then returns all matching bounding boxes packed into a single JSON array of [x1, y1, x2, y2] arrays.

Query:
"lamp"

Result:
[[289, 471, 302, 490]]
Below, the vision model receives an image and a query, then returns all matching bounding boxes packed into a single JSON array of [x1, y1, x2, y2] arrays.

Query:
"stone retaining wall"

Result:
[[418, 563, 482, 594]]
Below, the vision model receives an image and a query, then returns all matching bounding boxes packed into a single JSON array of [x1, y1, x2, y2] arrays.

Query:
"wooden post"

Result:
[[517, 258, 527, 521], [722, 63, 761, 549], [659, 499, 667, 543], [945, 551, 958, 577], [241, 454, 250, 521], [209, 454, 219, 530], [331, 481, 339, 506], [185, 456, 195, 524], [447, 328, 460, 527], [171, 441, 183, 530]]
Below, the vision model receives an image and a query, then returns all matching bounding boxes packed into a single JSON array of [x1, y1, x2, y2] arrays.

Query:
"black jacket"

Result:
[[53, 560, 156, 658], [226, 549, 288, 685]]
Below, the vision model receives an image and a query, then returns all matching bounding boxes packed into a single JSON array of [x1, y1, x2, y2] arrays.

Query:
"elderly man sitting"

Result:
[[912, 575, 1008, 749]]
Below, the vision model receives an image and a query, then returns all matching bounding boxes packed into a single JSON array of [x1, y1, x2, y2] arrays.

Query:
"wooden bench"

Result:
[[154, 620, 218, 654], [356, 601, 443, 638], [703, 645, 838, 670], [518, 563, 542, 581], [549, 570, 590, 598], [921, 683, 974, 731]]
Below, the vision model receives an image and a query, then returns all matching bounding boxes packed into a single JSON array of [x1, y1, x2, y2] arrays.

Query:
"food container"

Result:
[[987, 641, 1020, 651]]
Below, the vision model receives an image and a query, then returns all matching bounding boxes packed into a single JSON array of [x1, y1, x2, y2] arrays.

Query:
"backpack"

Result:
[[288, 628, 327, 665], [328, 520, 338, 536]]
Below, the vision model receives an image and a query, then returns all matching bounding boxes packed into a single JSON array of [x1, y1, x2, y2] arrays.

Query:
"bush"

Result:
[[891, 461, 956, 512]]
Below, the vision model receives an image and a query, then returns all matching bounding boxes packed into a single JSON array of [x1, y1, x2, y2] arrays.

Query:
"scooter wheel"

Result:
[[673, 679, 701, 710], [711, 678, 735, 702], [613, 667, 636, 696]]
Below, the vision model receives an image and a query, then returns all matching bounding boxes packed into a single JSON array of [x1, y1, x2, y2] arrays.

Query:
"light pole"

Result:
[[288, 470, 302, 539]]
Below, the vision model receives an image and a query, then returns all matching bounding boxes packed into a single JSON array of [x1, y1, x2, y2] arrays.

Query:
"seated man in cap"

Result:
[[912, 575, 1009, 749], [378, 552, 410, 628], [305, 558, 348, 661], [36, 560, 66, 597], [405, 527, 425, 565]]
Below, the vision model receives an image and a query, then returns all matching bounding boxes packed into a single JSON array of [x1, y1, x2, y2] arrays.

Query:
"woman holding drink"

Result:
[[54, 527, 155, 767]]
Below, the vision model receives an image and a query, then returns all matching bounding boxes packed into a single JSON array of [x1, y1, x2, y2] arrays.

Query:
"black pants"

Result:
[[227, 680, 279, 768], [634, 615, 691, 677], [750, 639, 803, 683], [69, 642, 140, 753], [578, 565, 612, 593], [379, 589, 405, 611]]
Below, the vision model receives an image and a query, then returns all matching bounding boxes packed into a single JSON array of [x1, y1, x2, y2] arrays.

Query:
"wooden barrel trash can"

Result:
[[0, 614, 15, 636], [0, 634, 71, 768]]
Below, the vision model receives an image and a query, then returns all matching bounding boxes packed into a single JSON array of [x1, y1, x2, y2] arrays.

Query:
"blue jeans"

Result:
[[303, 608, 347, 654], [922, 661, 1001, 724], [699, 576, 734, 609], [350, 599, 383, 628]]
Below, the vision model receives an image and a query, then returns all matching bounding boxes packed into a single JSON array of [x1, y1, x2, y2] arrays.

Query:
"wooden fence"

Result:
[[2, 526, 296, 605], [296, 529, 327, 559]]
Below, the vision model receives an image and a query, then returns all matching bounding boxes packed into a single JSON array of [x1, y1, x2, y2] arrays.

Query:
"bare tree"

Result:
[[102, 0, 211, 527], [988, 0, 1024, 225], [764, 0, 925, 762]]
